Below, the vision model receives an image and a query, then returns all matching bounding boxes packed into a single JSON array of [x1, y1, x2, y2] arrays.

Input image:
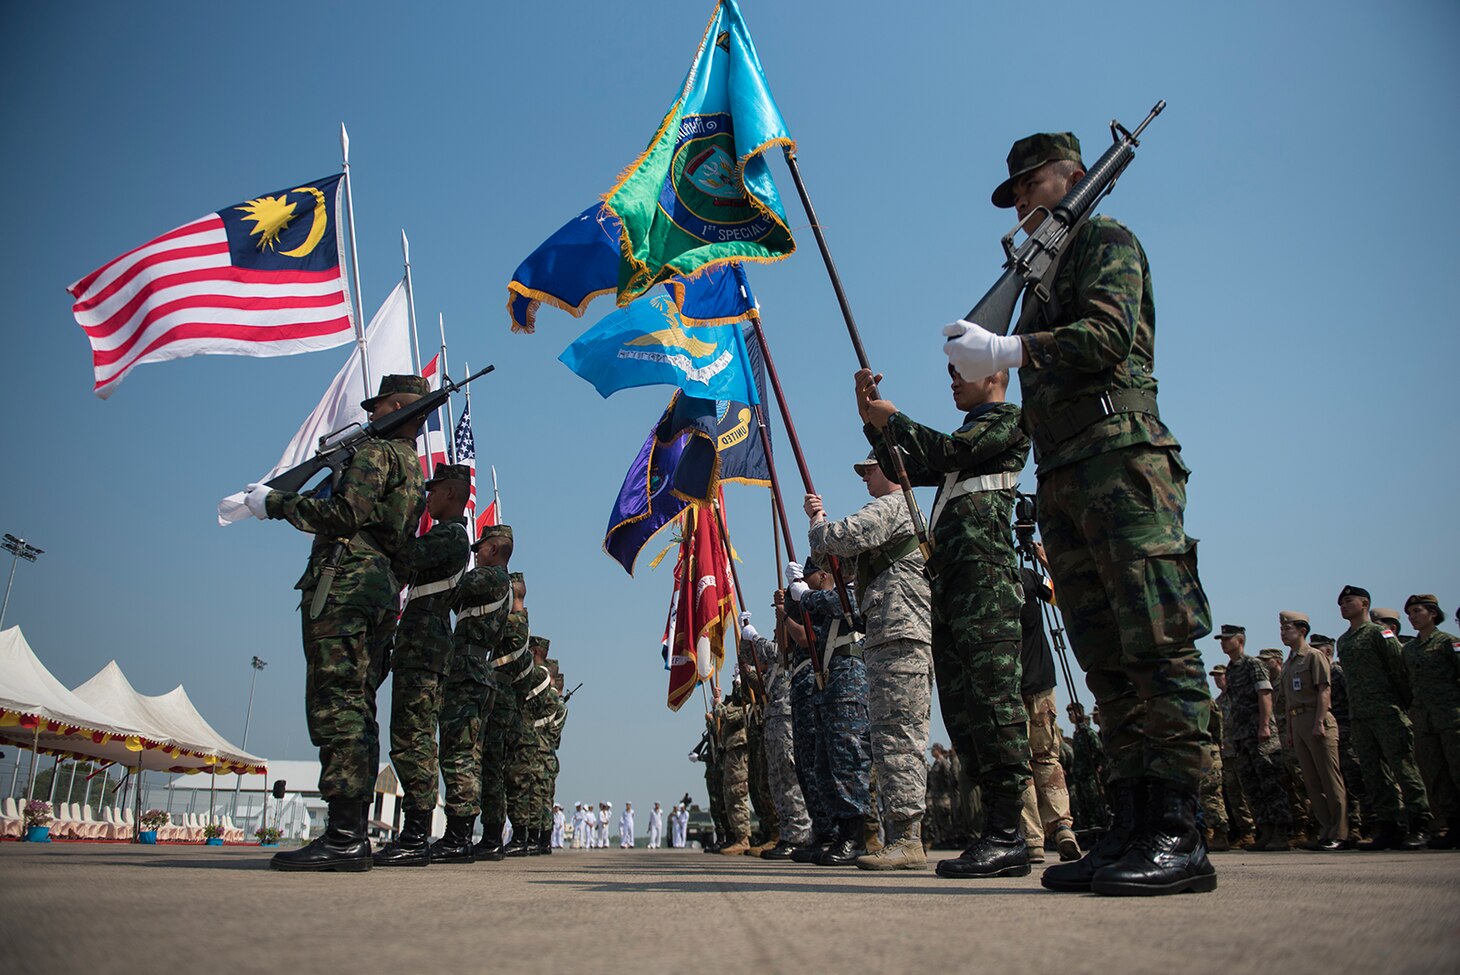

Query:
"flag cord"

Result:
[[438, 313, 457, 464], [340, 124, 370, 393]]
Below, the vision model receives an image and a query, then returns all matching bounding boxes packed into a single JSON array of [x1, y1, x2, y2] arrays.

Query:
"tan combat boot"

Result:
[[1054, 825, 1082, 861], [856, 821, 927, 871], [719, 837, 751, 856], [746, 831, 779, 857], [863, 820, 884, 854]]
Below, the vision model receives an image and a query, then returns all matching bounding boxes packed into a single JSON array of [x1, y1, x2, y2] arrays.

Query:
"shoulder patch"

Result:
[[1381, 628, 1395, 639]]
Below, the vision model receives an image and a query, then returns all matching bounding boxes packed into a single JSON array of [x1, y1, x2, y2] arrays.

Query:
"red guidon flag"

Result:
[[666, 503, 735, 711], [68, 174, 355, 399]]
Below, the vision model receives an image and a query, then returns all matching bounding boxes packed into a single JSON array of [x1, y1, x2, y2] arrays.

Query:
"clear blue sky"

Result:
[[2, 1, 1456, 813]]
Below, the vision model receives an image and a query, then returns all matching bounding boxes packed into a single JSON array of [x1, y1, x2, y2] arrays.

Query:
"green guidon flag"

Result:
[[604, 0, 795, 305]]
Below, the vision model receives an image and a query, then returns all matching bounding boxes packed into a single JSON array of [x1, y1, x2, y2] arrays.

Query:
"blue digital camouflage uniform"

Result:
[[439, 563, 511, 817], [800, 586, 872, 827], [789, 642, 833, 841], [265, 435, 424, 801], [1340, 621, 1429, 828], [756, 634, 812, 845], [870, 403, 1032, 803], [389, 515, 469, 811], [1015, 215, 1213, 792]]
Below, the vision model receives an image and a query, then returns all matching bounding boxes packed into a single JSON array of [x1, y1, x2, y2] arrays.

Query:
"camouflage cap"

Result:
[[1215, 623, 1245, 641], [801, 553, 824, 576], [529, 635, 550, 651], [852, 450, 882, 474], [1258, 647, 1284, 661], [992, 132, 1083, 209], [474, 523, 513, 549], [361, 373, 430, 412], [1209, 663, 1228, 674], [1309, 633, 1335, 648], [545, 656, 559, 673], [424, 463, 471, 489], [1337, 584, 1370, 603], [1371, 607, 1401, 626], [509, 571, 525, 584]]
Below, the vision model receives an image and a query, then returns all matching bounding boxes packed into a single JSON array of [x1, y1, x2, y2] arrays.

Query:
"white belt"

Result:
[[928, 470, 1021, 529], [790, 659, 811, 679], [458, 593, 509, 619], [490, 643, 528, 669], [407, 566, 466, 602], [532, 715, 552, 728], [526, 672, 551, 699]]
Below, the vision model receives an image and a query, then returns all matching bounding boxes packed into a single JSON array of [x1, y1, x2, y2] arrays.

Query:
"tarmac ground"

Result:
[[2, 842, 1457, 974]]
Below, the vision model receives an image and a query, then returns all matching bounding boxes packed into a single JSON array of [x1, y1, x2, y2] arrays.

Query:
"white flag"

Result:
[[217, 280, 414, 525]]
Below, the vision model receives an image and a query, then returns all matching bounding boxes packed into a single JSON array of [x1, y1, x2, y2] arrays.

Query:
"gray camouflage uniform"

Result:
[[810, 493, 934, 830], [754, 633, 812, 845]]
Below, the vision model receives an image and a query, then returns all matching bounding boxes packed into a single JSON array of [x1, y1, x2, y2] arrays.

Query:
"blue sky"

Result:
[[1, 1, 1456, 813]]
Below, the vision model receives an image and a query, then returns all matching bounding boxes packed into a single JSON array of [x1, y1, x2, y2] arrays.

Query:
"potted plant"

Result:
[[139, 809, 169, 844], [203, 822, 225, 845], [22, 800, 52, 842], [255, 825, 282, 847]]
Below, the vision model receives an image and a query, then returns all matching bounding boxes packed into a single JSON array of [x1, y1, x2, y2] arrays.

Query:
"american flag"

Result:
[[68, 174, 355, 399], [453, 404, 477, 532]]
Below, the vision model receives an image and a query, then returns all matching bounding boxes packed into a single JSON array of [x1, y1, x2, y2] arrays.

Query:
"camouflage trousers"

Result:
[[1337, 727, 1367, 836], [439, 669, 497, 817], [479, 686, 521, 829], [1230, 737, 1292, 830], [1411, 702, 1460, 821], [389, 668, 445, 810], [1198, 745, 1228, 836], [747, 719, 779, 840], [533, 742, 557, 829], [763, 687, 812, 844], [1019, 686, 1073, 845], [790, 662, 834, 839], [1070, 770, 1108, 832], [300, 596, 395, 801], [705, 753, 727, 843], [1352, 709, 1430, 828], [864, 637, 933, 827], [813, 652, 872, 824], [722, 742, 752, 842], [506, 715, 542, 827], [1036, 445, 1213, 792], [930, 560, 1031, 802], [1221, 753, 1255, 838]]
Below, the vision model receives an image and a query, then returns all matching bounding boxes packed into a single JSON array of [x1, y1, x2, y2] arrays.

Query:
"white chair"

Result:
[[1, 797, 22, 839], [99, 806, 120, 840], [81, 805, 107, 839], [159, 812, 184, 842], [184, 812, 203, 842], [50, 803, 77, 839], [70, 803, 99, 839]]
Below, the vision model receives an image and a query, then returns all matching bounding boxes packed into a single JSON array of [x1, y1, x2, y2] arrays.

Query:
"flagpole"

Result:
[[710, 497, 766, 706], [462, 359, 478, 539], [340, 123, 370, 393], [401, 229, 434, 479], [438, 313, 457, 464], [780, 147, 932, 561], [491, 466, 501, 523]]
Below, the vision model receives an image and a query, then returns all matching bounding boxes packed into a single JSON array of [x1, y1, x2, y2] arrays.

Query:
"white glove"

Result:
[[243, 483, 275, 520], [784, 561, 803, 585], [943, 319, 1024, 382], [788, 580, 810, 602], [741, 623, 761, 642], [739, 611, 753, 628]]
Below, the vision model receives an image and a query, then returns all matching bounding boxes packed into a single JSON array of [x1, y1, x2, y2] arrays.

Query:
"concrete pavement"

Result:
[[2, 844, 1456, 973]]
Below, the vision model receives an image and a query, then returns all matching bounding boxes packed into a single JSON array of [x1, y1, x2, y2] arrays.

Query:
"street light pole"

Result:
[[1, 534, 44, 629], [231, 656, 266, 818]]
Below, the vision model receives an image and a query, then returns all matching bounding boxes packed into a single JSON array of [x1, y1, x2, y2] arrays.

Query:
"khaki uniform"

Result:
[[1280, 644, 1347, 841]]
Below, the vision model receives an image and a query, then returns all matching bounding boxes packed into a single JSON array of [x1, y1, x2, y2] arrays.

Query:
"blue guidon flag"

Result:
[[68, 174, 354, 398]]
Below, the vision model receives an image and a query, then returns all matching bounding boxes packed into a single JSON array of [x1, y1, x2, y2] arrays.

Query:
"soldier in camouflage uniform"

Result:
[[805, 450, 934, 870], [1218, 626, 1293, 851], [1211, 664, 1257, 846], [245, 373, 428, 872], [780, 556, 872, 867], [1066, 703, 1108, 832], [741, 621, 812, 860], [774, 587, 836, 861], [528, 659, 564, 854], [1401, 594, 1460, 847], [857, 364, 1032, 881], [374, 464, 472, 867], [505, 638, 555, 856], [944, 133, 1215, 896], [474, 571, 531, 859], [1196, 666, 1230, 851], [698, 694, 729, 850], [1338, 585, 1430, 849], [430, 524, 514, 863], [739, 643, 781, 856], [542, 671, 570, 850], [926, 744, 958, 848], [717, 682, 754, 855]]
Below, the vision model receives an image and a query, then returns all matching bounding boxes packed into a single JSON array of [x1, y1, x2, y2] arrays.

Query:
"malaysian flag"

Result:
[[453, 404, 477, 534], [68, 174, 355, 398]]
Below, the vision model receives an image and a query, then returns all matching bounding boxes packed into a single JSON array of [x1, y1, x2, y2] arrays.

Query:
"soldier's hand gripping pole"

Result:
[[963, 101, 1165, 336], [782, 148, 933, 562]]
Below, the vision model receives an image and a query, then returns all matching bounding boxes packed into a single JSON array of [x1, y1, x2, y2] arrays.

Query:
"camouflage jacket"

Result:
[[716, 700, 748, 750], [1215, 692, 1236, 757], [868, 404, 1027, 576], [1014, 216, 1181, 474], [808, 493, 931, 649], [534, 684, 565, 748], [1337, 621, 1411, 719], [449, 565, 512, 684], [1329, 661, 1352, 732], [544, 700, 568, 751], [756, 634, 794, 719], [392, 517, 470, 674], [1208, 693, 1225, 750], [497, 611, 535, 693], [1223, 654, 1279, 746], [521, 662, 556, 720], [798, 585, 860, 657], [267, 436, 424, 608], [1402, 629, 1460, 711], [1070, 724, 1105, 783]]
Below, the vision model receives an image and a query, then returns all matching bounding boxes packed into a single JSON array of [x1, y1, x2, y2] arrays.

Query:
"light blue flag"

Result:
[[559, 292, 760, 404]]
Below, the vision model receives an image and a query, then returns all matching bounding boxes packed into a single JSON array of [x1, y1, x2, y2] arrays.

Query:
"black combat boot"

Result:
[[1357, 821, 1403, 851], [503, 828, 534, 857], [1427, 818, 1459, 850], [429, 814, 477, 864], [1398, 819, 1431, 851], [537, 827, 553, 855], [936, 793, 1029, 879], [271, 798, 372, 872], [473, 817, 506, 861], [372, 808, 433, 867], [527, 827, 544, 855], [791, 834, 834, 863], [760, 839, 797, 860], [1042, 779, 1144, 892], [1090, 780, 1217, 896], [818, 817, 867, 866]]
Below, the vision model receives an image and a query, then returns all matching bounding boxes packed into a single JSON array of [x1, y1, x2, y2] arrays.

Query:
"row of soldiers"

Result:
[[239, 374, 568, 872], [1203, 590, 1459, 853]]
